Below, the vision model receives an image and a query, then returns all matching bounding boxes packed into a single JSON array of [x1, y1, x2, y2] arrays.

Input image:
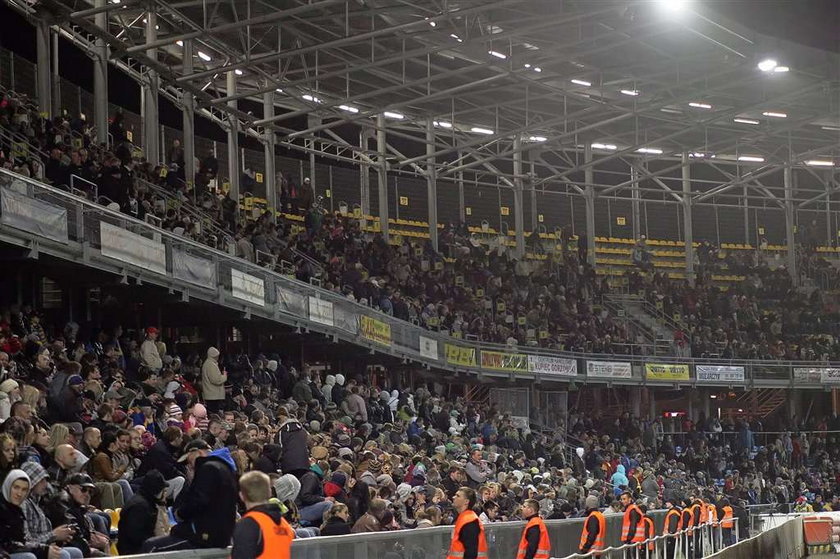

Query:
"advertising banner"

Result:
[[172, 247, 216, 289], [1, 186, 68, 243], [276, 287, 307, 318], [308, 296, 334, 326], [360, 316, 392, 346], [586, 360, 632, 379], [696, 365, 745, 383], [820, 369, 840, 383], [793, 368, 825, 383], [100, 222, 166, 276], [419, 336, 439, 360], [230, 269, 265, 306], [645, 363, 691, 381], [528, 355, 578, 377], [480, 350, 528, 372], [445, 344, 477, 367]]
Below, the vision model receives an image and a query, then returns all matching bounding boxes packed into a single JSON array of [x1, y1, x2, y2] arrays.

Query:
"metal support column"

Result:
[[226, 71, 241, 202], [742, 181, 750, 245], [426, 120, 438, 251], [826, 179, 833, 246], [457, 151, 466, 223], [35, 19, 52, 117], [263, 87, 276, 221], [359, 129, 371, 226], [181, 40, 196, 194], [142, 10, 160, 164], [682, 152, 695, 286], [307, 114, 319, 185], [529, 159, 538, 231], [784, 165, 798, 286], [376, 114, 389, 240], [631, 165, 642, 240], [93, 0, 109, 146], [584, 144, 596, 266], [51, 30, 60, 116], [513, 135, 525, 258]]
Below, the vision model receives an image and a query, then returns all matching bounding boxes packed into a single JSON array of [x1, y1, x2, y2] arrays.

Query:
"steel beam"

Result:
[[426, 120, 438, 252], [264, 87, 276, 221], [513, 135, 525, 258], [631, 164, 641, 240], [376, 114, 389, 241], [584, 144, 596, 267], [35, 19, 52, 117], [93, 0, 109, 146], [360, 128, 372, 226], [182, 39, 196, 197], [142, 10, 160, 165], [682, 153, 695, 286], [227, 71, 241, 203], [784, 165, 797, 286]]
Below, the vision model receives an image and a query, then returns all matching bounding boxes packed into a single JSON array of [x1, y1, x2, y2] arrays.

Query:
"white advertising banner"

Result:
[[100, 222, 166, 275], [586, 360, 632, 379], [230, 269, 265, 306], [171, 247, 216, 289], [276, 286, 307, 318], [308, 296, 335, 326], [528, 355, 578, 377], [419, 336, 439, 360], [696, 365, 746, 383], [1, 186, 68, 242], [794, 368, 826, 383], [820, 368, 840, 383]]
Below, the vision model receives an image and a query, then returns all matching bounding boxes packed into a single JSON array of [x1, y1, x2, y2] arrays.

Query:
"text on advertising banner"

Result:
[[819, 368, 840, 383], [360, 316, 392, 346], [645, 363, 690, 381], [586, 361, 632, 378], [793, 368, 823, 383], [480, 350, 528, 372], [419, 336, 439, 360], [308, 297, 335, 326], [695, 365, 745, 383], [445, 344, 477, 367], [528, 355, 577, 377]]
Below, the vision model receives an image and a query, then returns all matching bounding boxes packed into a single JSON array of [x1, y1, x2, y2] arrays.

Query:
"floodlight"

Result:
[[637, 147, 663, 154], [805, 160, 835, 167], [757, 59, 777, 72], [471, 127, 494, 135], [738, 156, 764, 162], [571, 79, 591, 87], [383, 111, 405, 119]]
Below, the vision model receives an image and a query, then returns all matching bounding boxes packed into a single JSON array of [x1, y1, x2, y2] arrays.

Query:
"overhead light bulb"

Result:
[[450, 34, 462, 42], [339, 104, 359, 113], [738, 155, 765, 162], [488, 51, 507, 59], [470, 127, 494, 135], [434, 121, 453, 129], [176, 40, 184, 47], [774, 66, 789, 73], [637, 147, 663, 155], [528, 136, 548, 142], [620, 89, 640, 96], [733, 118, 759, 125], [805, 160, 834, 167], [591, 143, 617, 150], [571, 79, 591, 87], [197, 51, 212, 61], [762, 111, 787, 118], [688, 102, 712, 109], [234, 69, 243, 76], [757, 59, 777, 72], [533, 67, 542, 72], [383, 111, 404, 119]]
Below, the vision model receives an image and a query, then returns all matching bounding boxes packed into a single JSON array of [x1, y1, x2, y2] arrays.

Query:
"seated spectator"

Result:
[[116, 470, 167, 556], [0, 469, 71, 559]]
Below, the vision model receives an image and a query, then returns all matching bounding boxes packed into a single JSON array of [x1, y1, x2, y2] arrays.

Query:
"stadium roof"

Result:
[[16, 0, 840, 198]]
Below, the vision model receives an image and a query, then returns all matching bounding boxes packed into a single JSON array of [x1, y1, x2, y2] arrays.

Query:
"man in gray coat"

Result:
[[201, 347, 227, 413]]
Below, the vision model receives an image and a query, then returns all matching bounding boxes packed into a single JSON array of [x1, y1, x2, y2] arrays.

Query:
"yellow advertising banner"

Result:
[[360, 316, 391, 346], [445, 344, 477, 367], [480, 350, 528, 372], [645, 363, 690, 381]]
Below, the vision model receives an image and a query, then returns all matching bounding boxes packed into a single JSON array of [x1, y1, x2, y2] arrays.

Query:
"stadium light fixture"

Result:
[[571, 79, 592, 87], [488, 51, 507, 59], [434, 121, 453, 129], [738, 155, 765, 162], [762, 111, 787, 118], [805, 160, 835, 167], [822, 125, 840, 131], [234, 69, 244, 76], [591, 143, 617, 151], [471, 127, 495, 135], [757, 59, 777, 72], [533, 67, 542, 72], [528, 136, 548, 142], [688, 102, 712, 109], [176, 40, 183, 47], [637, 147, 663, 155], [658, 0, 690, 12], [302, 94, 323, 103], [339, 105, 359, 113], [620, 89, 640, 96], [774, 66, 789, 73], [733, 118, 759, 125], [383, 111, 405, 119], [197, 51, 212, 61], [450, 34, 463, 43]]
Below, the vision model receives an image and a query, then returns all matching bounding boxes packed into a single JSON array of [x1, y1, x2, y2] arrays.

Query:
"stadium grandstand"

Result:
[[0, 0, 838, 557]]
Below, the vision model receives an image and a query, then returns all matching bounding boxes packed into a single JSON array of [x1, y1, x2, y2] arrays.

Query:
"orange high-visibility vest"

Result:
[[697, 500, 708, 523], [580, 510, 606, 555], [621, 504, 646, 543], [690, 503, 702, 526], [682, 508, 694, 536], [516, 515, 551, 559], [642, 516, 655, 551], [664, 508, 683, 535], [447, 509, 488, 559], [241, 510, 294, 559], [720, 506, 734, 529], [707, 504, 718, 524]]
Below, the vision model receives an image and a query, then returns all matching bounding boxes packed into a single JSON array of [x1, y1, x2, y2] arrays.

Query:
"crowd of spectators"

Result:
[[0, 303, 839, 557]]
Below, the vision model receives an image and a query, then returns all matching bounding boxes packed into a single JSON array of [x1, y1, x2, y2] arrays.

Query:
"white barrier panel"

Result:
[[230, 268, 265, 306], [100, 221, 166, 275], [171, 247, 216, 289], [276, 286, 307, 318], [333, 305, 358, 333], [308, 296, 335, 326], [1, 186, 68, 243], [696, 365, 745, 383], [586, 360, 632, 378], [419, 336, 439, 360], [794, 367, 825, 383], [528, 355, 577, 377]]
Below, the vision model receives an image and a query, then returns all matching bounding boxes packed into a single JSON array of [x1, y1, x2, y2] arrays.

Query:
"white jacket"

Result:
[[140, 339, 163, 372]]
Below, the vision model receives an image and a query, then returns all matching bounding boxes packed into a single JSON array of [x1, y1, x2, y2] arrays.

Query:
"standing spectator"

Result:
[[231, 471, 294, 559], [274, 407, 309, 477], [201, 347, 226, 414], [298, 177, 313, 214], [142, 439, 238, 552], [140, 328, 163, 374]]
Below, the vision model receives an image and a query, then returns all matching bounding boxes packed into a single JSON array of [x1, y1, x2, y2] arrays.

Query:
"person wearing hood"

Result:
[[611, 464, 629, 488], [232, 471, 294, 559], [0, 469, 69, 559], [117, 470, 168, 555], [201, 347, 227, 414], [142, 439, 238, 552], [322, 375, 335, 404], [331, 374, 346, 406], [273, 407, 309, 476], [323, 471, 348, 504], [253, 444, 282, 474], [0, 378, 21, 422], [297, 463, 332, 525], [19, 461, 84, 559]]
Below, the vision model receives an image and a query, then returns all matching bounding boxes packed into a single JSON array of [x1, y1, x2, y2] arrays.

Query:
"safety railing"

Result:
[[5, 167, 840, 388]]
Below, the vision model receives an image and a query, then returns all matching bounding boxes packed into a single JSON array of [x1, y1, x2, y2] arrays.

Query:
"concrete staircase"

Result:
[[605, 294, 679, 356]]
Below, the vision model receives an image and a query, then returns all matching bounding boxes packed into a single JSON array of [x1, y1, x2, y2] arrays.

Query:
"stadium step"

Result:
[[736, 388, 788, 419]]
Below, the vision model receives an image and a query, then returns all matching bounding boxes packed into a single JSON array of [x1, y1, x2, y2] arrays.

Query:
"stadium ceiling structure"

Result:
[[7, 0, 840, 276]]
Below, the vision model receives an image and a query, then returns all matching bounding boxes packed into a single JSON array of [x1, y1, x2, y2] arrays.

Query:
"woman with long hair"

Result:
[[0, 432, 18, 481], [46, 424, 70, 455], [319, 502, 352, 536], [89, 432, 133, 508]]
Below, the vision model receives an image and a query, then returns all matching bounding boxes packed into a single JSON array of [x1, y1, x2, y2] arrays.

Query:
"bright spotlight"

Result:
[[658, 0, 690, 12], [757, 59, 778, 72]]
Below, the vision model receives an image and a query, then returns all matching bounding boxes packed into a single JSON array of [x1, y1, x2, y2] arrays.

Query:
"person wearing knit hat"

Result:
[[273, 473, 301, 503], [579, 495, 605, 555], [0, 378, 20, 421], [311, 446, 329, 461], [338, 447, 354, 460], [309, 420, 321, 433]]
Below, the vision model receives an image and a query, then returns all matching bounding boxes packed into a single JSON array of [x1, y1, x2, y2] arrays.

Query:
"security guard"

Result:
[[640, 504, 655, 559], [231, 471, 294, 559], [663, 498, 683, 559], [579, 495, 606, 556], [691, 496, 706, 558], [620, 492, 645, 559], [516, 499, 550, 559], [448, 487, 488, 559], [720, 498, 735, 547]]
